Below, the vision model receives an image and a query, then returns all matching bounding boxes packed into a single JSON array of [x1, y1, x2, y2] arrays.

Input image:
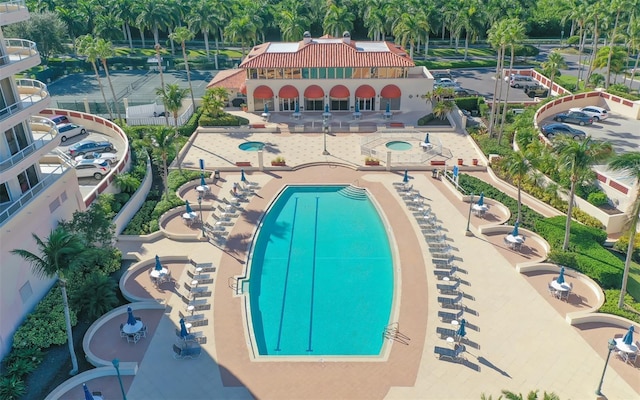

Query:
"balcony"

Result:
[[0, 0, 28, 26], [0, 162, 70, 226], [0, 78, 50, 127], [0, 117, 60, 176], [0, 38, 40, 77]]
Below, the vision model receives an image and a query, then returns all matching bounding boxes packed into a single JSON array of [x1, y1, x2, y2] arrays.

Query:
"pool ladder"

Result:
[[383, 322, 410, 345]]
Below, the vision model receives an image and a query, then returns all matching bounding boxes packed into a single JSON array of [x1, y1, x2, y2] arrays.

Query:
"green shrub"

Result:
[[470, 132, 513, 157], [167, 170, 202, 192], [599, 290, 640, 323], [178, 107, 203, 136], [71, 272, 119, 321], [454, 97, 479, 111], [199, 113, 247, 126], [5, 356, 39, 378], [566, 36, 580, 46], [613, 233, 640, 263], [587, 192, 608, 207], [607, 89, 640, 101], [417, 113, 435, 125], [0, 375, 26, 400], [478, 98, 489, 118], [122, 200, 158, 235], [12, 287, 78, 350], [514, 44, 539, 57]]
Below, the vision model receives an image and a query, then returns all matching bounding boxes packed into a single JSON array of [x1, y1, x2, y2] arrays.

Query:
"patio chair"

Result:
[[173, 344, 184, 359], [436, 327, 457, 339], [119, 323, 126, 338], [140, 325, 148, 338], [436, 280, 461, 294], [182, 346, 202, 359], [547, 283, 557, 297], [626, 351, 637, 365], [437, 292, 464, 308], [126, 333, 140, 344], [559, 290, 570, 301], [434, 345, 465, 362], [438, 310, 464, 323]]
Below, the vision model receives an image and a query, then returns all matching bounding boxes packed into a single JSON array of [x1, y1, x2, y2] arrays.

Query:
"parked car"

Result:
[[432, 71, 453, 81], [68, 140, 115, 156], [524, 85, 549, 98], [454, 88, 480, 97], [569, 106, 609, 121], [541, 123, 586, 140], [434, 78, 459, 89], [49, 115, 71, 125], [509, 75, 535, 88], [74, 151, 118, 164], [231, 97, 246, 107], [553, 111, 594, 126], [57, 123, 87, 142], [74, 159, 111, 180]]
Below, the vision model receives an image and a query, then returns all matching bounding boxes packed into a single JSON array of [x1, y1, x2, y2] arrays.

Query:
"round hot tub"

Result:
[[385, 141, 412, 151], [239, 142, 265, 151]]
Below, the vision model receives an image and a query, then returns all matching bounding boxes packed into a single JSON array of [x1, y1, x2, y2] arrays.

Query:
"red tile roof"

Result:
[[206, 69, 246, 89], [239, 40, 414, 69]]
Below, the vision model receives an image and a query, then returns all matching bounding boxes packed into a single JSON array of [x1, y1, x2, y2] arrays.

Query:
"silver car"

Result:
[[74, 159, 111, 180], [57, 123, 87, 142]]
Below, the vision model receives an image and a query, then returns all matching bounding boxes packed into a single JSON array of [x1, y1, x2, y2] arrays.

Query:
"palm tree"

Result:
[[323, 3, 354, 37], [202, 87, 228, 117], [608, 152, 640, 308], [111, 0, 136, 49], [498, 18, 526, 143], [224, 15, 257, 57], [459, 0, 486, 61], [553, 137, 613, 251], [487, 18, 508, 137], [604, 0, 627, 88], [11, 227, 85, 375], [274, 0, 309, 42], [541, 51, 568, 97], [433, 100, 455, 120], [154, 44, 169, 125], [95, 38, 123, 122], [72, 272, 118, 321], [156, 83, 190, 131], [562, 0, 589, 86], [146, 126, 177, 198], [169, 27, 196, 110], [75, 35, 114, 120], [361, 0, 387, 41], [393, 13, 421, 59], [592, 46, 628, 84], [502, 150, 529, 223], [188, 0, 228, 66], [135, 0, 172, 46]]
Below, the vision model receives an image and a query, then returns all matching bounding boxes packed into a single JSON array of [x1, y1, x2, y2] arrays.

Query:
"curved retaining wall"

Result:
[[113, 153, 152, 235], [44, 365, 135, 400], [119, 255, 190, 303], [40, 109, 131, 208]]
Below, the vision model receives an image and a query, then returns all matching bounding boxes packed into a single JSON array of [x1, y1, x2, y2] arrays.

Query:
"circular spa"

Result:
[[243, 185, 393, 357], [239, 141, 265, 151], [385, 141, 412, 151]]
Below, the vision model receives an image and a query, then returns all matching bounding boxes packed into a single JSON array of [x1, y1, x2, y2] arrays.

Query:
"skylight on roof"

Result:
[[355, 42, 389, 52], [267, 43, 300, 53]]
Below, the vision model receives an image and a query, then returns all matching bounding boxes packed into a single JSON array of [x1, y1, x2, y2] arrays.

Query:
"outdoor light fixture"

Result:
[[197, 195, 205, 236], [595, 338, 617, 396], [112, 358, 127, 400], [322, 118, 330, 156]]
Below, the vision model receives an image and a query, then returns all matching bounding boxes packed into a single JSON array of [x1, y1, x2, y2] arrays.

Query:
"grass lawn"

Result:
[[610, 250, 640, 302]]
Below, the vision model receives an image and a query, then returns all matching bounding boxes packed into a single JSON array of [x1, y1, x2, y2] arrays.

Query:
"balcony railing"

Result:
[[0, 117, 58, 173], [0, 78, 48, 120], [0, 163, 69, 226], [0, 38, 38, 66], [0, 0, 26, 13]]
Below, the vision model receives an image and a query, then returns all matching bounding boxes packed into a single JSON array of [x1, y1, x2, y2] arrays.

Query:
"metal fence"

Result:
[[360, 131, 444, 165]]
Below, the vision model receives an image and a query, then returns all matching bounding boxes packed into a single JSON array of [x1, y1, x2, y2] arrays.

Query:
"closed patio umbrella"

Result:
[[424, 133, 430, 144], [511, 221, 519, 237], [325, 103, 330, 113], [83, 383, 95, 400], [241, 169, 246, 182], [200, 173, 206, 187], [185, 200, 193, 214], [556, 266, 565, 284], [456, 319, 466, 339], [403, 170, 409, 183], [355, 101, 360, 113], [294, 101, 299, 113], [264, 104, 269, 114], [127, 307, 137, 326], [386, 102, 391, 113], [154, 255, 162, 271], [477, 192, 484, 206], [179, 318, 189, 340], [622, 325, 634, 345]]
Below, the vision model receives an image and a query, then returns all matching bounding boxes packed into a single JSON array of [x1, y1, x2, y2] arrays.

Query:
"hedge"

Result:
[[600, 290, 640, 323], [199, 114, 249, 126]]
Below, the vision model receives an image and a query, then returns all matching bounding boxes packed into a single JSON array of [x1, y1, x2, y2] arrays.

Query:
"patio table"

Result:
[[550, 281, 571, 292], [122, 320, 143, 335], [150, 268, 169, 279], [615, 338, 639, 354]]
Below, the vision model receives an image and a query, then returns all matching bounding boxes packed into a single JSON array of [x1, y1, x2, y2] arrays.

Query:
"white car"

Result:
[[74, 151, 118, 165], [569, 106, 609, 122], [74, 159, 111, 180], [57, 123, 87, 142], [434, 78, 459, 88]]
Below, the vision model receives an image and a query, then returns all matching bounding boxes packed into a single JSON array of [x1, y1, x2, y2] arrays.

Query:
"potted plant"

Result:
[[240, 103, 248, 112], [365, 156, 380, 166], [271, 156, 286, 166]]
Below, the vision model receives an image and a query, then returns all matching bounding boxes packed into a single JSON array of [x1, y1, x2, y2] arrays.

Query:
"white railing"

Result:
[[0, 118, 57, 172], [0, 164, 69, 225], [0, 38, 37, 65], [360, 131, 444, 164]]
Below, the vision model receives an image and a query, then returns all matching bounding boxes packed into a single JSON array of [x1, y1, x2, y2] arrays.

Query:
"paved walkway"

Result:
[[109, 167, 638, 399]]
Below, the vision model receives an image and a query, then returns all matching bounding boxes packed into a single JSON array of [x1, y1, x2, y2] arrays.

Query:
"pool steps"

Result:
[[336, 185, 368, 200]]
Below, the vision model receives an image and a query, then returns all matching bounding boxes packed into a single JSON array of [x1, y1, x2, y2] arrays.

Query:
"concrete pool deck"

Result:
[[51, 119, 639, 399]]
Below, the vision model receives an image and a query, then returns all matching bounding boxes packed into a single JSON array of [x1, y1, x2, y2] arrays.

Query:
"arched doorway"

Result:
[[355, 85, 375, 111], [380, 84, 401, 110], [278, 85, 299, 111], [329, 85, 350, 111], [304, 85, 324, 111], [253, 85, 274, 111]]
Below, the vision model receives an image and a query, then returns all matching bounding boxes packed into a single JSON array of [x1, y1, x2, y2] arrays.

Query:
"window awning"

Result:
[[355, 85, 375, 98], [329, 85, 350, 99], [380, 84, 401, 98], [253, 85, 274, 99], [278, 85, 299, 99], [304, 85, 324, 99]]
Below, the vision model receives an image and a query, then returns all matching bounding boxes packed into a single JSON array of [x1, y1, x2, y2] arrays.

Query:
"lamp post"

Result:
[[322, 118, 330, 155], [112, 358, 127, 400], [197, 195, 204, 237], [595, 338, 617, 396], [465, 192, 474, 234]]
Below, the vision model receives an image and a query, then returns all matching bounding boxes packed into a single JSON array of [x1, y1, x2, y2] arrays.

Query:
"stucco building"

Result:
[[0, 0, 85, 357], [208, 32, 434, 114]]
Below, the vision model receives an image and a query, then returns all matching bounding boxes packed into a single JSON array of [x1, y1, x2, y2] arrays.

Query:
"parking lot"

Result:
[[447, 67, 538, 102], [538, 112, 640, 154]]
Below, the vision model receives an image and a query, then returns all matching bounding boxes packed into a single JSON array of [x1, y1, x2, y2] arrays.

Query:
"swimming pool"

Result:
[[245, 185, 394, 356]]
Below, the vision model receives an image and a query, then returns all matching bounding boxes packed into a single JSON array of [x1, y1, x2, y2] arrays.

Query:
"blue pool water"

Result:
[[247, 186, 393, 356], [239, 141, 265, 151], [385, 141, 412, 151]]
